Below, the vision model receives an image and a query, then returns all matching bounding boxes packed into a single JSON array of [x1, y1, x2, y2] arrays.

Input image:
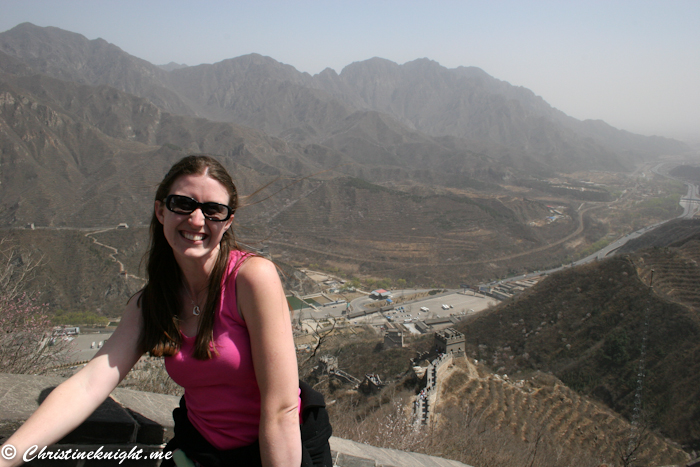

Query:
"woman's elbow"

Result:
[[263, 399, 300, 425]]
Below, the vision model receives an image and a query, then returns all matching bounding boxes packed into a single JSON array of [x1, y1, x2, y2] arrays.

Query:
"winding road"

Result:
[[84, 228, 143, 281]]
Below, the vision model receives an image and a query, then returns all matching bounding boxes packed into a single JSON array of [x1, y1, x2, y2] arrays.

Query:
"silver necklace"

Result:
[[183, 286, 203, 316]]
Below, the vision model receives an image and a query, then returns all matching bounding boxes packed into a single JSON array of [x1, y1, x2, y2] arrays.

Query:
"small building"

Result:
[[414, 320, 430, 333], [370, 289, 392, 300], [434, 327, 465, 355], [364, 373, 385, 393], [53, 326, 80, 336], [383, 329, 404, 348], [318, 355, 338, 373]]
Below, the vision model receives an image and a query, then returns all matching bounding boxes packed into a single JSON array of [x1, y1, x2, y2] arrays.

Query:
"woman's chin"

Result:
[[173, 244, 220, 264]]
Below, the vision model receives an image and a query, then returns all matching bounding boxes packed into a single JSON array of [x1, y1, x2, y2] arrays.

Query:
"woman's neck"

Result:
[[176, 248, 220, 294], [179, 260, 212, 320]]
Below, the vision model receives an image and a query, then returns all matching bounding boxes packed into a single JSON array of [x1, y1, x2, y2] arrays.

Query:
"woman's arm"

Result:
[[237, 257, 301, 467], [0, 295, 145, 467]]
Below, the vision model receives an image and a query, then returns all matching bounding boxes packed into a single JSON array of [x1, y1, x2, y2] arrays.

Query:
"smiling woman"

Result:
[[154, 172, 235, 283], [0, 155, 332, 467]]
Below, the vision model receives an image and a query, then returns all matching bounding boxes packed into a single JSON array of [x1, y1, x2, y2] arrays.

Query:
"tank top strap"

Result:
[[225, 249, 254, 279], [221, 249, 255, 325]]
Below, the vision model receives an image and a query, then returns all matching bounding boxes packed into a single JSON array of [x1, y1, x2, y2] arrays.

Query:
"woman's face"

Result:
[[155, 173, 234, 268]]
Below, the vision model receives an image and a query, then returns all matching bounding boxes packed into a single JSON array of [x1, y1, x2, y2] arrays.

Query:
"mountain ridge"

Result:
[[0, 23, 689, 175]]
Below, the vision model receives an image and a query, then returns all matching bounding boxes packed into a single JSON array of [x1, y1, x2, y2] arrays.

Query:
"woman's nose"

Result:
[[189, 207, 206, 225]]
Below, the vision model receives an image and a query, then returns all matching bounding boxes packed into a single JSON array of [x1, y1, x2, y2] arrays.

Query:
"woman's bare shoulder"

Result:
[[126, 289, 144, 307], [235, 256, 286, 322], [237, 255, 280, 286]]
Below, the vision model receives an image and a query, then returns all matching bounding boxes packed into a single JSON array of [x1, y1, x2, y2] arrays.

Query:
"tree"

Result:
[[617, 419, 651, 467], [376, 278, 392, 290], [348, 278, 361, 290], [304, 319, 337, 364], [602, 329, 630, 367], [0, 241, 70, 374]]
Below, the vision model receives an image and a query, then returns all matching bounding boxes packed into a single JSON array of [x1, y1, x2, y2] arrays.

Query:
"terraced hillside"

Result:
[[435, 358, 688, 466], [634, 231, 700, 311], [618, 218, 700, 255], [304, 328, 689, 465], [455, 253, 700, 451]]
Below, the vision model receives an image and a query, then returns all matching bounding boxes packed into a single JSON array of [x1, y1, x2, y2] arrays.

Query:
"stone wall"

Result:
[[413, 353, 453, 427]]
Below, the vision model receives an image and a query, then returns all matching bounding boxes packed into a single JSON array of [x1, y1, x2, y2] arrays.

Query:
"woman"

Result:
[[1, 155, 328, 467]]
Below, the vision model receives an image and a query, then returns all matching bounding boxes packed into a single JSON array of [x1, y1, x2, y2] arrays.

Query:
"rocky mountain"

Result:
[[0, 23, 193, 117], [157, 62, 188, 72], [0, 23, 689, 176], [0, 68, 317, 228]]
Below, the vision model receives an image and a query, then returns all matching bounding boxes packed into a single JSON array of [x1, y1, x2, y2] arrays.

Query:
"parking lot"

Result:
[[295, 290, 498, 333], [61, 332, 113, 363], [395, 291, 492, 316]]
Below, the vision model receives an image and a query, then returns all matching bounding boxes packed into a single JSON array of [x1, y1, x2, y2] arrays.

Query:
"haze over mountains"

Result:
[[1, 23, 688, 159]]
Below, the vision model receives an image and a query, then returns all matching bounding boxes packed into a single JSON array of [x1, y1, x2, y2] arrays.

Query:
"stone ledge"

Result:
[[0, 374, 178, 446], [1, 373, 472, 467], [329, 437, 470, 467]]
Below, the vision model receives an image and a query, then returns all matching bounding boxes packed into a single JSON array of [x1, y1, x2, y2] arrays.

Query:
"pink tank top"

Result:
[[164, 250, 262, 449]]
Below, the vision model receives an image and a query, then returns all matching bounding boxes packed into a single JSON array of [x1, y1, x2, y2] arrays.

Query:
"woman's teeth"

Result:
[[182, 232, 205, 241]]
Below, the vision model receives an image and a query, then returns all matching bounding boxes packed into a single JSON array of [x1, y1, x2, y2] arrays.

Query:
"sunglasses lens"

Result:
[[168, 195, 196, 214], [202, 204, 229, 221]]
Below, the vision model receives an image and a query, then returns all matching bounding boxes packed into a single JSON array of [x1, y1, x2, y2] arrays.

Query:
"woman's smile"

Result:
[[181, 231, 207, 242]]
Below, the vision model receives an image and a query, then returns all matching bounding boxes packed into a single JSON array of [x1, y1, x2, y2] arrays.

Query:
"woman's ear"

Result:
[[155, 200, 165, 225]]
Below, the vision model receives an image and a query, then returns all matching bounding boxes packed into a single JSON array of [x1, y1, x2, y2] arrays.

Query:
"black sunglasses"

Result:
[[163, 195, 233, 222]]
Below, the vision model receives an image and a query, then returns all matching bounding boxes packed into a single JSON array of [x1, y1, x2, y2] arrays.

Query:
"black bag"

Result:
[[162, 381, 332, 467], [299, 381, 333, 467]]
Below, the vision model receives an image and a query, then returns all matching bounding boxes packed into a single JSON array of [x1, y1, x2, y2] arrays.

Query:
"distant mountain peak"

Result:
[[404, 57, 441, 67], [158, 62, 188, 72]]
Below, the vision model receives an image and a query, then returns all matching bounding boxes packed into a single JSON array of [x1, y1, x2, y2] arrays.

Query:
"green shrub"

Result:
[[51, 310, 110, 326]]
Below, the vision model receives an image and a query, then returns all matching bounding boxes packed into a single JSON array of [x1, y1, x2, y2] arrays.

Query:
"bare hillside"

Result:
[[456, 250, 700, 450]]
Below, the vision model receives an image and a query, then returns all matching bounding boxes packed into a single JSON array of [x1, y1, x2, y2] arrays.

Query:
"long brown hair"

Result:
[[139, 155, 240, 359]]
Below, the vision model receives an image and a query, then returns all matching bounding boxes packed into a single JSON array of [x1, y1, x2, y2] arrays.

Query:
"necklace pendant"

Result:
[[193, 305, 201, 316]]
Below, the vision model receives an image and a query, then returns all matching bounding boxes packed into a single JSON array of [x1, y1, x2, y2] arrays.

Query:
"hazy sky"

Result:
[[1, 0, 698, 143]]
